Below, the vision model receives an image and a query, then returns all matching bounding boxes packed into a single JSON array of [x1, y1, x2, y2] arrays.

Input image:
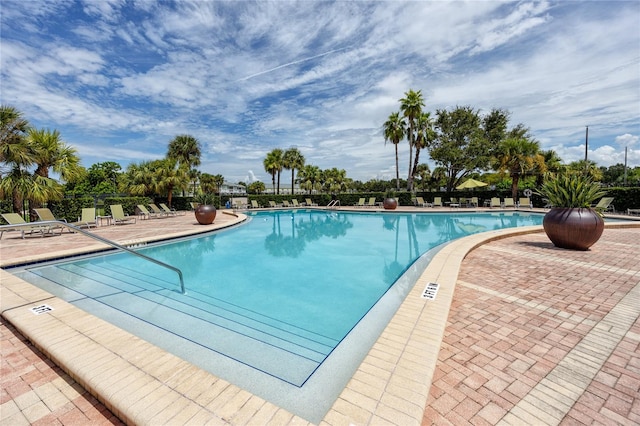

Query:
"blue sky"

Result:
[[1, 0, 639, 184]]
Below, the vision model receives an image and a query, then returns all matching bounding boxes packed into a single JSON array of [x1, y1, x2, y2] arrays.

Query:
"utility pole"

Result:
[[624, 146, 628, 186], [584, 126, 589, 174]]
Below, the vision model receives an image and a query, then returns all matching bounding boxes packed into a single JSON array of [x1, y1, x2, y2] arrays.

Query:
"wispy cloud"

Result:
[[1, 0, 638, 183]]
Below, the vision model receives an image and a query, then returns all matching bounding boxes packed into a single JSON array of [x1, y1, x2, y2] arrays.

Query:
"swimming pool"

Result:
[[11, 210, 544, 422]]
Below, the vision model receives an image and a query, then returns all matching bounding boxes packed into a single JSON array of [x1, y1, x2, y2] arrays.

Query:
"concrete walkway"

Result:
[[1, 208, 639, 425]]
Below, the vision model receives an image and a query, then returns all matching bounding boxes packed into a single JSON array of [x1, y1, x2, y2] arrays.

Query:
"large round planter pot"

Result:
[[383, 198, 397, 210], [543, 208, 604, 251], [195, 204, 217, 225]]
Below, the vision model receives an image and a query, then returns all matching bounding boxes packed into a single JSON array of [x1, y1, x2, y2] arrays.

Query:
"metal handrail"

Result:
[[0, 220, 186, 294]]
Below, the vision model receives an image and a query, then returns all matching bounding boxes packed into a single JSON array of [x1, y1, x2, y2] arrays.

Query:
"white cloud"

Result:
[[1, 0, 638, 180]]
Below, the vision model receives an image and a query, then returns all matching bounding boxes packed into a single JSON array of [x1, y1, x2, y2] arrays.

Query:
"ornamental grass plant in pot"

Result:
[[536, 173, 607, 251], [193, 193, 217, 225]]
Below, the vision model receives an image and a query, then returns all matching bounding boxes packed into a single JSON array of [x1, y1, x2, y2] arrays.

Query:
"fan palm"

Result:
[[283, 148, 305, 195], [383, 111, 405, 191], [263, 149, 283, 194], [399, 89, 424, 191]]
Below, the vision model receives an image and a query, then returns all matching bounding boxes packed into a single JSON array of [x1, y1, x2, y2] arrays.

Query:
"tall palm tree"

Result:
[[263, 149, 283, 194], [399, 89, 424, 191], [0, 106, 33, 213], [167, 134, 202, 170], [282, 148, 305, 196], [1, 105, 30, 170], [383, 112, 405, 191], [411, 112, 435, 188], [29, 128, 83, 182]]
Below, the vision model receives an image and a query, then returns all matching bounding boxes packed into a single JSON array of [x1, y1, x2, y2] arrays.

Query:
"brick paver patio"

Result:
[[422, 228, 640, 425]]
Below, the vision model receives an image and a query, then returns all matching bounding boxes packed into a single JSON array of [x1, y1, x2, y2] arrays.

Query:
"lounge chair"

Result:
[[592, 197, 615, 213], [504, 198, 515, 208], [291, 199, 300, 207], [110, 204, 136, 225], [282, 200, 291, 208], [353, 198, 365, 208], [160, 203, 182, 215], [490, 197, 502, 208], [365, 197, 377, 208], [627, 208, 640, 216], [415, 197, 431, 207], [449, 198, 460, 208], [432, 197, 443, 207], [269, 201, 278, 208], [137, 204, 162, 219], [148, 203, 170, 217], [470, 197, 479, 208], [71, 208, 97, 229], [34, 208, 70, 233], [305, 198, 318, 206], [518, 197, 532, 209], [190, 202, 199, 210], [250, 200, 260, 209], [1, 213, 61, 239]]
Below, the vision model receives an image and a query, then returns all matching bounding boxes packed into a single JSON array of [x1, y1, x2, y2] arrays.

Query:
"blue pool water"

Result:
[[12, 210, 543, 421]]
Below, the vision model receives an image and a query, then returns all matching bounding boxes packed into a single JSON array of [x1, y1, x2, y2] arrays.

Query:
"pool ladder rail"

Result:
[[326, 199, 340, 209], [0, 220, 186, 294]]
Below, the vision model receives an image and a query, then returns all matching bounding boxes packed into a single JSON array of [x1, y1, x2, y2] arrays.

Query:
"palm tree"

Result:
[[1, 105, 30, 171], [199, 173, 218, 194], [536, 150, 563, 186], [411, 112, 435, 188], [29, 128, 83, 182], [167, 134, 202, 170], [399, 89, 425, 191], [493, 128, 544, 199], [188, 168, 201, 196], [415, 163, 431, 192], [154, 158, 188, 207], [0, 106, 33, 213], [263, 149, 283, 194], [298, 164, 322, 194], [383, 112, 405, 191], [282, 148, 305, 195]]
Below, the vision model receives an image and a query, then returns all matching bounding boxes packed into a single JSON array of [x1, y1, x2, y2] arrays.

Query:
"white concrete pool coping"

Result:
[[2, 210, 637, 425]]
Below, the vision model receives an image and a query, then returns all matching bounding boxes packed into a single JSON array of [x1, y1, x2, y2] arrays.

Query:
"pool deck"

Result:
[[1, 206, 639, 425]]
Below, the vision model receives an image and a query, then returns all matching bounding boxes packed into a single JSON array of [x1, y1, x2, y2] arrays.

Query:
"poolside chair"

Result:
[[415, 197, 430, 207], [250, 200, 260, 209], [354, 198, 365, 208], [449, 198, 460, 208], [160, 203, 182, 215], [269, 201, 278, 208], [518, 197, 532, 209], [291, 199, 300, 207], [137, 204, 162, 219], [34, 208, 70, 233], [504, 198, 515, 208], [148, 203, 169, 217], [282, 200, 291, 208], [190, 202, 199, 211], [592, 197, 615, 213], [71, 208, 97, 229], [365, 197, 377, 208], [432, 197, 443, 207], [305, 198, 318, 207], [1, 213, 61, 239], [110, 204, 136, 225], [490, 197, 502, 208], [470, 197, 479, 208]]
